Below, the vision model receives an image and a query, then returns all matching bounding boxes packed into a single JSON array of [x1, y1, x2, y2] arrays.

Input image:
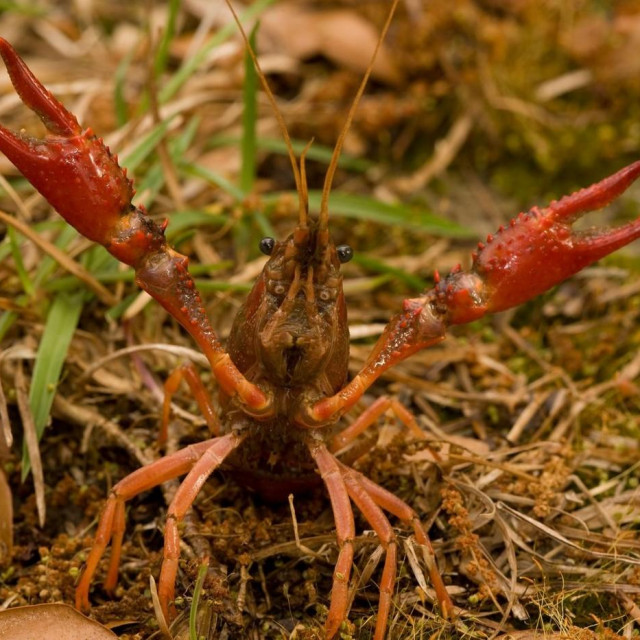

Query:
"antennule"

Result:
[[318, 0, 400, 231], [297, 139, 314, 229]]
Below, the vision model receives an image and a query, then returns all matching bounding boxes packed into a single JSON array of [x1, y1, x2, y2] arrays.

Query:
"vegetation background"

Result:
[[0, 1, 639, 638]]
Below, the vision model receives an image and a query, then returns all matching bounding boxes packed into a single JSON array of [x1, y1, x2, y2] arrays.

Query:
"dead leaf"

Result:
[[0, 604, 118, 639], [562, 12, 640, 81], [259, 3, 401, 85]]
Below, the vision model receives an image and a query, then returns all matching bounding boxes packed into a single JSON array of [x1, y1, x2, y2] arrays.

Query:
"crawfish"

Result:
[[1, 7, 640, 640]]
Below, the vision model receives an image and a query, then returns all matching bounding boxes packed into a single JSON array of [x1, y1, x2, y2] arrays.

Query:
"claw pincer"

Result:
[[308, 161, 640, 425], [0, 38, 270, 413], [0, 38, 133, 246], [436, 160, 640, 325]]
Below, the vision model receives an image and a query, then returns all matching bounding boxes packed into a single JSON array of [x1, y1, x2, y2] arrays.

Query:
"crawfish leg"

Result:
[[161, 362, 220, 445], [329, 395, 427, 453], [158, 431, 245, 621], [354, 468, 454, 619], [309, 442, 356, 640], [76, 437, 225, 611], [340, 464, 398, 640]]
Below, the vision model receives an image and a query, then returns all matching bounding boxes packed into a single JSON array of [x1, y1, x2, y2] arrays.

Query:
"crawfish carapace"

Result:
[[228, 224, 350, 393], [2, 8, 640, 640], [221, 218, 352, 499]]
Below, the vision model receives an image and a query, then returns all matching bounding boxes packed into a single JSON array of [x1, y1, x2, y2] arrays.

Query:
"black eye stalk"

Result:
[[259, 237, 275, 255], [336, 244, 353, 263]]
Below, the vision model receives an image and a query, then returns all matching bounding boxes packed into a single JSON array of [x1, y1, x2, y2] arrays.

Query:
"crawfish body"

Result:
[[222, 223, 351, 500], [1, 16, 640, 640]]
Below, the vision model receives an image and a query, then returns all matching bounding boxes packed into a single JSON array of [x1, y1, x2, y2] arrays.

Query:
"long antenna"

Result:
[[226, 0, 308, 228], [319, 0, 400, 231]]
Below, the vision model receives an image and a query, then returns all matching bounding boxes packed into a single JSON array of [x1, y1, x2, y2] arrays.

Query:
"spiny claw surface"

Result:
[[0, 39, 271, 414], [0, 38, 134, 246], [437, 160, 640, 325], [308, 159, 640, 425]]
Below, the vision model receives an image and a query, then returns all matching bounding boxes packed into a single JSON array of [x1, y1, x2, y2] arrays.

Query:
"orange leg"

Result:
[[353, 467, 454, 619], [340, 465, 397, 640], [76, 436, 234, 611], [329, 395, 426, 453], [161, 361, 220, 445], [309, 443, 355, 640], [158, 431, 245, 620]]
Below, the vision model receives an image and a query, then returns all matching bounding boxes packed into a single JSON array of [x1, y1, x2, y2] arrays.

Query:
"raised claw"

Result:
[[437, 160, 640, 324], [0, 39, 272, 415], [307, 161, 640, 425], [0, 38, 134, 246]]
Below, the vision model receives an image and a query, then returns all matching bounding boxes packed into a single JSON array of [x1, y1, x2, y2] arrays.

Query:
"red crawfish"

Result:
[[0, 14, 639, 640]]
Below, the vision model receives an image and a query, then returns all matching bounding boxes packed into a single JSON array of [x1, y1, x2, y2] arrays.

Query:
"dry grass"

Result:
[[0, 1, 639, 639]]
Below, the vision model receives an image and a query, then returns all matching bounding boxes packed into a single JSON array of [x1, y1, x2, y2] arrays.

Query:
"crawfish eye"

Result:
[[259, 237, 275, 255], [336, 244, 353, 263]]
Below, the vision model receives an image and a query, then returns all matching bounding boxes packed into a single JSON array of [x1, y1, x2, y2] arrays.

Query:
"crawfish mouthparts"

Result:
[[1, 25, 640, 640]]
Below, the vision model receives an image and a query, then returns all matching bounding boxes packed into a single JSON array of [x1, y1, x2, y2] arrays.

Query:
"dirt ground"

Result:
[[0, 2, 639, 639]]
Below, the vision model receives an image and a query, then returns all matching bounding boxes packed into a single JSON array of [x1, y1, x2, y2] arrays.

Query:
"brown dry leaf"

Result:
[[562, 12, 640, 81], [0, 604, 117, 639], [259, 2, 401, 84]]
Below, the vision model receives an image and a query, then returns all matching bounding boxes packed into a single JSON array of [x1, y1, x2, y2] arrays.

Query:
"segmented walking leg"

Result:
[[161, 361, 220, 444], [75, 435, 237, 611], [353, 467, 454, 618], [158, 431, 245, 619], [340, 465, 397, 640], [329, 395, 426, 453], [309, 442, 355, 639]]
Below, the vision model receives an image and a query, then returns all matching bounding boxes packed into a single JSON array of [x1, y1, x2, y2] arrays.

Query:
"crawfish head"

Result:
[[228, 222, 353, 388]]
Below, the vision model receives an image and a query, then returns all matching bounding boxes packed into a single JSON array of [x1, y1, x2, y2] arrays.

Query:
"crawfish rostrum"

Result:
[[1, 10, 640, 640]]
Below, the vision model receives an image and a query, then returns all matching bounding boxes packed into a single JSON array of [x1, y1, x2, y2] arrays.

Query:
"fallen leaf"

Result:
[[0, 603, 118, 640], [259, 2, 401, 84]]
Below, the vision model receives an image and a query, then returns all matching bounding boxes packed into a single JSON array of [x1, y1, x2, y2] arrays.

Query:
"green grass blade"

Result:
[[133, 116, 201, 208], [160, 0, 275, 104], [154, 0, 181, 77], [121, 116, 176, 173], [0, 311, 17, 342], [113, 49, 135, 128], [182, 162, 244, 201], [0, 1, 45, 15], [189, 557, 210, 640], [207, 135, 373, 172], [22, 291, 84, 480], [163, 209, 229, 234], [302, 190, 473, 236], [7, 227, 34, 296], [353, 254, 428, 291], [32, 224, 81, 291]]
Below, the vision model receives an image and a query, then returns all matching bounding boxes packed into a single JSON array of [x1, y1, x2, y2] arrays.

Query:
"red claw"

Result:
[[439, 161, 640, 325], [0, 39, 272, 416], [0, 38, 133, 246], [307, 161, 640, 426]]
